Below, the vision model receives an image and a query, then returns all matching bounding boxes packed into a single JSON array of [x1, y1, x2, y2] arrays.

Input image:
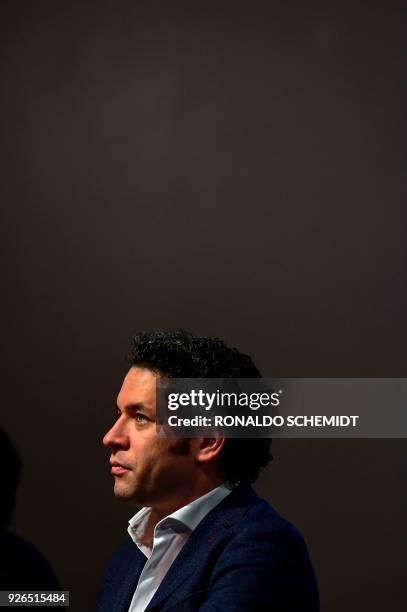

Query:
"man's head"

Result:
[[103, 330, 272, 511]]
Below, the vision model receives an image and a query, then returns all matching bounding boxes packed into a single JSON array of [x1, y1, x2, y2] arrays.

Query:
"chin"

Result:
[[113, 484, 134, 500], [114, 481, 143, 503]]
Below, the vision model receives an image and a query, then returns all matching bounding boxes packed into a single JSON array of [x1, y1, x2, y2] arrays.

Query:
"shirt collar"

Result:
[[168, 482, 232, 531], [127, 483, 232, 548]]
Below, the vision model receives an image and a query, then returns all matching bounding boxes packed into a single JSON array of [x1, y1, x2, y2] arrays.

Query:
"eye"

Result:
[[134, 413, 149, 423]]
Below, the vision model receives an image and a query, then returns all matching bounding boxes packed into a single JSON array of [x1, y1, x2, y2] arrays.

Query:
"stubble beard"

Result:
[[113, 473, 138, 501]]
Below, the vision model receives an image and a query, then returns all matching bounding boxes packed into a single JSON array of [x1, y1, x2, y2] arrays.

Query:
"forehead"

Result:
[[117, 366, 158, 409]]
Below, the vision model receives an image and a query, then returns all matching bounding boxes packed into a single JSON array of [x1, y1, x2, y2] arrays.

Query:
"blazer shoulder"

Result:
[[203, 490, 319, 611], [240, 492, 305, 539], [217, 483, 302, 537]]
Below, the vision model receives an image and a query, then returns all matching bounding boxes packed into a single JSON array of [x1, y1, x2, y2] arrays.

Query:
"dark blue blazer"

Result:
[[97, 484, 319, 611]]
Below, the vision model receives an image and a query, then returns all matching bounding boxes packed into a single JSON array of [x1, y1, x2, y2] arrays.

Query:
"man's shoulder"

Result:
[[205, 483, 311, 559], [191, 484, 319, 611], [206, 482, 302, 536]]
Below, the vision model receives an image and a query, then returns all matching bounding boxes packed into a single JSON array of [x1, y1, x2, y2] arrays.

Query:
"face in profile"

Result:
[[103, 367, 197, 511]]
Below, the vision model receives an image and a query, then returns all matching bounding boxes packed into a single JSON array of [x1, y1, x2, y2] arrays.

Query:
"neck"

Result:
[[143, 477, 224, 542]]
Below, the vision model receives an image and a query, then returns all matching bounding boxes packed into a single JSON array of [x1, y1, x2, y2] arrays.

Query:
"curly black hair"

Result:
[[130, 329, 273, 485]]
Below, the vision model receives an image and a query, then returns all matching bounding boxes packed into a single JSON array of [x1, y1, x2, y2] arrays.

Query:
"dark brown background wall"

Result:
[[1, 2, 406, 611]]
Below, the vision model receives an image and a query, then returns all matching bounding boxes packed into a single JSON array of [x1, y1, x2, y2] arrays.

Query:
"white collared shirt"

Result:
[[127, 484, 232, 612]]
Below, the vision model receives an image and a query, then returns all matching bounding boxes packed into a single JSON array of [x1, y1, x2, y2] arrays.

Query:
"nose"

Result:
[[102, 419, 130, 450]]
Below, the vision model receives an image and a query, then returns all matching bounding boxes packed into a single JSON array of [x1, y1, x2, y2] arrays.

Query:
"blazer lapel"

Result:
[[114, 550, 147, 612], [145, 484, 258, 612]]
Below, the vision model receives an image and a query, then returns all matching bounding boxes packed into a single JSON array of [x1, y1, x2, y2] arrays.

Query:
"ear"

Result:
[[194, 437, 225, 463]]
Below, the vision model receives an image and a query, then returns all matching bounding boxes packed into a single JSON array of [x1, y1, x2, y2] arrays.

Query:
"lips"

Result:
[[110, 459, 131, 474]]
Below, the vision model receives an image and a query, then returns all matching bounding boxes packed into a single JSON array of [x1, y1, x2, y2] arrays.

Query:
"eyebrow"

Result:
[[117, 402, 152, 413]]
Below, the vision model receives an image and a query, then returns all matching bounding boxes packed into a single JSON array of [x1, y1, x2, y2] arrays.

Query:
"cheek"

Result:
[[168, 438, 191, 456], [134, 440, 164, 471]]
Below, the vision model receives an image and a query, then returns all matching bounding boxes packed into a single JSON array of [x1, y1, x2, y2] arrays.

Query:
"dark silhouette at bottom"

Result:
[[0, 428, 60, 600]]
